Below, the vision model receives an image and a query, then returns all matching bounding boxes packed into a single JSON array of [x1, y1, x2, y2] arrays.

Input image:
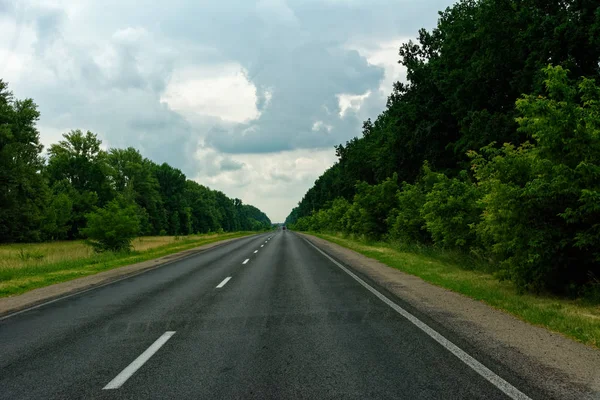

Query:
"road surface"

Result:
[[0, 231, 543, 399]]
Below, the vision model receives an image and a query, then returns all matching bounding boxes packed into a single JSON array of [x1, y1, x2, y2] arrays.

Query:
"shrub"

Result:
[[388, 181, 430, 244], [421, 169, 482, 250], [470, 66, 600, 293], [81, 195, 141, 252], [350, 174, 400, 237]]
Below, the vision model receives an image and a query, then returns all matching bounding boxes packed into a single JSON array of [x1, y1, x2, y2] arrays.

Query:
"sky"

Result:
[[0, 0, 454, 222]]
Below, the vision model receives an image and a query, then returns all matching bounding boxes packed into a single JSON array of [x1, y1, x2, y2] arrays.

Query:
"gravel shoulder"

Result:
[[0, 235, 250, 318], [300, 232, 600, 400]]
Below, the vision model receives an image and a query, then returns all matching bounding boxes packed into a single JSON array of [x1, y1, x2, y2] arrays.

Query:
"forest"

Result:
[[0, 81, 271, 247], [286, 0, 600, 296]]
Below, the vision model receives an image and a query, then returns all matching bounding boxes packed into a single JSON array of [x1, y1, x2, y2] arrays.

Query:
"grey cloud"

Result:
[[219, 158, 245, 171], [0, 0, 14, 14], [147, 0, 439, 154], [270, 171, 293, 183], [205, 43, 384, 153], [291, 0, 453, 40], [33, 7, 65, 54]]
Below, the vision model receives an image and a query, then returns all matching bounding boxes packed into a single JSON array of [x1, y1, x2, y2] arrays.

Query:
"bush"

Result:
[[387, 171, 435, 244], [421, 169, 482, 250], [471, 66, 600, 293], [349, 174, 400, 237], [81, 195, 141, 252], [327, 197, 351, 232], [42, 192, 73, 240]]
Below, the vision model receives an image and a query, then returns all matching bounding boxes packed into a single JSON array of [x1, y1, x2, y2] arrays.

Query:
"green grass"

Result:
[[0, 232, 258, 297], [310, 232, 600, 348]]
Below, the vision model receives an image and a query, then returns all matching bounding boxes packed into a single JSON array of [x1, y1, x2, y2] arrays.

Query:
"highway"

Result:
[[0, 230, 540, 399]]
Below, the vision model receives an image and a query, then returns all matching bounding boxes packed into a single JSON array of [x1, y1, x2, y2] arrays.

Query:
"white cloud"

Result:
[[0, 14, 36, 83], [337, 91, 371, 117], [311, 120, 332, 132], [193, 148, 338, 222], [347, 37, 410, 94], [161, 64, 260, 123], [112, 26, 148, 44]]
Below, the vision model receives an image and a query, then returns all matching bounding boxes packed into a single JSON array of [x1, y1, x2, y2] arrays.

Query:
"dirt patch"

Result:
[[0, 236, 246, 318], [300, 233, 600, 400]]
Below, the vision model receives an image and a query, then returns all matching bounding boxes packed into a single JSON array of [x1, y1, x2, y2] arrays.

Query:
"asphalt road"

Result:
[[0, 230, 539, 399]]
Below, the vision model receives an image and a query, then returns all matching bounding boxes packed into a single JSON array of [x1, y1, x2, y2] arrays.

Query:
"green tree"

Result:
[[108, 148, 165, 234], [46, 130, 114, 238], [81, 194, 141, 252], [421, 169, 482, 250], [47, 130, 113, 202], [153, 163, 187, 235], [214, 191, 239, 232], [472, 66, 600, 293], [184, 180, 219, 233], [388, 182, 429, 244], [0, 80, 49, 242], [42, 192, 73, 240], [347, 174, 399, 237]]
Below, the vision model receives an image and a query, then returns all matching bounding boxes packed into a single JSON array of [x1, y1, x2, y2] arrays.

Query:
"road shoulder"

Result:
[[299, 232, 600, 400], [0, 235, 253, 318]]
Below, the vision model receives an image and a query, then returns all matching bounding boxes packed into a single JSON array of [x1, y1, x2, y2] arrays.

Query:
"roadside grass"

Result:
[[0, 232, 256, 297], [310, 232, 600, 348]]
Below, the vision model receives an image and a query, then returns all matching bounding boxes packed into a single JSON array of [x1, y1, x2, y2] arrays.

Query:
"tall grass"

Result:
[[0, 233, 254, 297]]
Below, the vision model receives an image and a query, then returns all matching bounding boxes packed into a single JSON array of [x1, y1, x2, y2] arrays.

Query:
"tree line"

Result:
[[1, 81, 271, 245], [286, 0, 600, 296]]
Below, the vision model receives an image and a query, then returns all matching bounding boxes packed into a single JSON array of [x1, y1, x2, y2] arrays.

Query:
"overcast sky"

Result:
[[1, 0, 453, 222]]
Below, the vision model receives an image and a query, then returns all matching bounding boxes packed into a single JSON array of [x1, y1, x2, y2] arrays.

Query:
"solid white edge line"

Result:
[[242, 259, 249, 265], [304, 239, 531, 400], [103, 331, 176, 390], [254, 250, 258, 253], [216, 276, 232, 288], [261, 245, 264, 247]]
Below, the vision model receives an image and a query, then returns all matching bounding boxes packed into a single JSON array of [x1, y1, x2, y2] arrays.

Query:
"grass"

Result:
[[310, 232, 600, 349], [0, 232, 258, 297]]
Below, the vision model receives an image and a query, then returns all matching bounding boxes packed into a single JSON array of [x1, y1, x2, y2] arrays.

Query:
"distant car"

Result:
[[282, 226, 286, 230]]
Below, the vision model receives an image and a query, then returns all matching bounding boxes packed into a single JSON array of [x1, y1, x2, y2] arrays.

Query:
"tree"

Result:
[[421, 169, 481, 250], [184, 180, 219, 233], [81, 194, 141, 252], [214, 191, 240, 232], [388, 182, 430, 245], [347, 174, 399, 237], [42, 192, 73, 240], [471, 66, 600, 293], [108, 148, 165, 234], [153, 163, 187, 235], [0, 80, 49, 242], [46, 130, 114, 238], [47, 130, 113, 202]]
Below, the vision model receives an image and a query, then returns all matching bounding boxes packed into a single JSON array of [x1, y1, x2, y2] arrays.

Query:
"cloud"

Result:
[[256, 0, 299, 25], [203, 46, 384, 153], [337, 91, 371, 117], [161, 63, 259, 123], [1, 0, 456, 220], [219, 158, 245, 172], [193, 148, 339, 221]]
